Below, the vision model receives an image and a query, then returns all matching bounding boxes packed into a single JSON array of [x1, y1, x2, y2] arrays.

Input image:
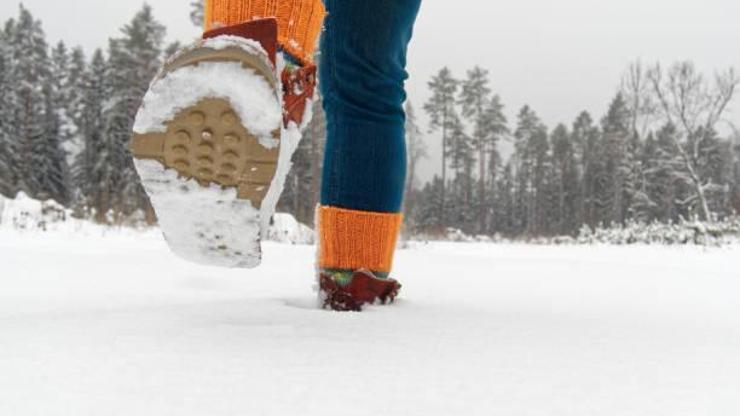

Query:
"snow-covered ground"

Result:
[[1, 226, 739, 415]]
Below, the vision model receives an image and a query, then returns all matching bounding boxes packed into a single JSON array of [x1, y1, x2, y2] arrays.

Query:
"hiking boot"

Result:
[[130, 18, 316, 268], [319, 269, 402, 311]]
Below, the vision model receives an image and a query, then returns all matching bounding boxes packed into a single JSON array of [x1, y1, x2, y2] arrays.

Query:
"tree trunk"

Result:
[[478, 142, 486, 234], [441, 112, 447, 227]]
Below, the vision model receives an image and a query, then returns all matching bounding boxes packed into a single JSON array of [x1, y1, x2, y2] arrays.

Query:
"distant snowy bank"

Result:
[[3, 193, 738, 246], [0, 193, 314, 245], [409, 219, 740, 246]]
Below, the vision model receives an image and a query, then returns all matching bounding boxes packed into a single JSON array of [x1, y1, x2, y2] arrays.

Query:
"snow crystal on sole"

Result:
[[133, 61, 281, 149], [135, 159, 262, 268]]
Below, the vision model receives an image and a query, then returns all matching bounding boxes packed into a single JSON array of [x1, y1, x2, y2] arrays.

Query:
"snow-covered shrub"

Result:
[[474, 234, 493, 243], [444, 227, 475, 242], [551, 235, 576, 245], [0, 193, 154, 233], [266, 213, 315, 245], [575, 217, 740, 246], [0, 192, 69, 231], [2, 192, 318, 244], [404, 217, 740, 246]]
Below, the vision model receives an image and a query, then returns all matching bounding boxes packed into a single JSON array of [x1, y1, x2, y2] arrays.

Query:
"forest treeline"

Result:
[[406, 63, 740, 238], [1, 4, 739, 238]]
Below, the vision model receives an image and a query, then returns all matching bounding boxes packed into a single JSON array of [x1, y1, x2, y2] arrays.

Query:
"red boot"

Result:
[[319, 269, 402, 312], [203, 18, 317, 128]]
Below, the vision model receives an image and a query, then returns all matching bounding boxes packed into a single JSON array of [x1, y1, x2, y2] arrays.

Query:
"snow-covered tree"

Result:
[[571, 111, 600, 227], [0, 24, 17, 196], [647, 61, 739, 220], [48, 41, 82, 196], [102, 5, 166, 222], [49, 42, 72, 143], [550, 124, 580, 234], [513, 105, 549, 235], [409, 62, 739, 239], [6, 6, 69, 203], [72, 49, 109, 219], [600, 93, 634, 225], [649, 123, 683, 221]]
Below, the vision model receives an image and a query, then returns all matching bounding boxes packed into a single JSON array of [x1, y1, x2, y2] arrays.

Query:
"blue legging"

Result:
[[319, 0, 422, 213]]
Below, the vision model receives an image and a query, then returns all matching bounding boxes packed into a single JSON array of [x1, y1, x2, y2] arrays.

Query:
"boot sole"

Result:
[[131, 97, 279, 207], [131, 45, 279, 208], [131, 42, 281, 267]]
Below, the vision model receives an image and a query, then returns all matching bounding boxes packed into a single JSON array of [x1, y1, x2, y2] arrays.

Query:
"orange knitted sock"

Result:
[[317, 206, 403, 277], [204, 0, 326, 65]]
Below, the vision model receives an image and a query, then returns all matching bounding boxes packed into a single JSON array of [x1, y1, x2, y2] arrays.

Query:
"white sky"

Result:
[[3, 0, 740, 180]]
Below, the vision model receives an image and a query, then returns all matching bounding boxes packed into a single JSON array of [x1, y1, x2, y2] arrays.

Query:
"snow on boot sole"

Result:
[[130, 38, 283, 268]]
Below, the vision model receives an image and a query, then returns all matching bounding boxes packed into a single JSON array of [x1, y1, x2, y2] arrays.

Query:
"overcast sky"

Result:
[[2, 0, 740, 180]]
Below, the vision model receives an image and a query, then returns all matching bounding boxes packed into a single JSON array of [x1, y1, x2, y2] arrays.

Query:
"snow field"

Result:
[[0, 229, 739, 415]]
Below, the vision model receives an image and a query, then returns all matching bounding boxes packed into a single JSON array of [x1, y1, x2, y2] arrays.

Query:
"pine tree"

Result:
[[650, 123, 683, 221], [50, 42, 72, 142], [61, 46, 88, 204], [601, 93, 635, 225], [571, 111, 601, 227], [459, 67, 508, 233], [460, 67, 490, 232], [72, 49, 109, 219], [66, 47, 87, 149], [550, 124, 580, 234], [446, 114, 475, 232], [493, 162, 515, 236], [48, 41, 82, 200], [624, 131, 645, 222], [102, 5, 165, 222], [0, 23, 16, 196], [41, 74, 71, 204], [482, 95, 508, 233], [424, 67, 458, 227], [414, 176, 445, 234], [403, 101, 427, 233], [513, 105, 548, 235], [5, 7, 45, 196], [631, 131, 660, 222], [730, 132, 740, 214], [6, 6, 69, 203], [529, 123, 550, 235]]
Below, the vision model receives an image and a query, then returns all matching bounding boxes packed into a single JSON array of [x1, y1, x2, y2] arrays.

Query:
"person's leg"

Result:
[[317, 0, 422, 309]]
